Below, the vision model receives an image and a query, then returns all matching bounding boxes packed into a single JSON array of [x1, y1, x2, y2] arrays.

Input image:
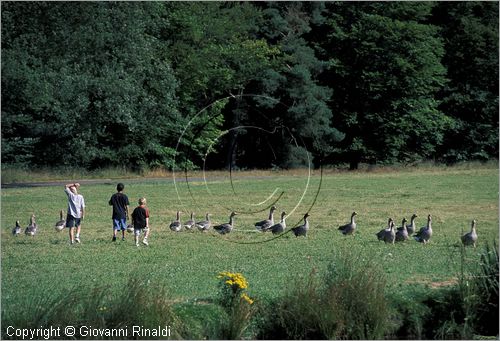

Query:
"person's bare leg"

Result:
[[75, 225, 81, 243], [69, 227, 75, 244]]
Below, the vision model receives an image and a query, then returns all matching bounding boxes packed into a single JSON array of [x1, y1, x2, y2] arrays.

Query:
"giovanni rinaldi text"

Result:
[[5, 325, 172, 339]]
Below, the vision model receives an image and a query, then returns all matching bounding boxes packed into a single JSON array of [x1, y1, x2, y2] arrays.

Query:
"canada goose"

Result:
[[169, 211, 182, 232], [55, 210, 65, 232], [12, 221, 21, 236], [395, 218, 408, 242], [196, 213, 211, 232], [291, 213, 310, 237], [255, 206, 277, 231], [376, 218, 395, 243], [214, 212, 237, 235], [414, 214, 433, 244], [25, 214, 38, 236], [338, 211, 357, 235], [461, 219, 478, 247], [183, 212, 196, 230], [270, 212, 287, 235], [405, 214, 418, 235]]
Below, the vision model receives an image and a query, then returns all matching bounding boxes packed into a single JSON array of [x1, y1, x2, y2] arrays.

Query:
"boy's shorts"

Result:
[[134, 227, 149, 236], [66, 215, 81, 228], [113, 218, 127, 231]]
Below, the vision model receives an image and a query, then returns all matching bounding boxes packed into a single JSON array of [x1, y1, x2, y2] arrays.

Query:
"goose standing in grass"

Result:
[[461, 219, 478, 247], [55, 210, 65, 232], [255, 206, 277, 232], [414, 214, 433, 244], [270, 212, 287, 235], [385, 220, 396, 244], [338, 211, 357, 235], [291, 213, 310, 237], [169, 211, 182, 232], [395, 218, 408, 242], [375, 218, 394, 241], [405, 214, 418, 235], [214, 212, 237, 235], [377, 219, 396, 244], [25, 214, 38, 236], [183, 212, 196, 230], [196, 213, 211, 232], [12, 221, 21, 236]]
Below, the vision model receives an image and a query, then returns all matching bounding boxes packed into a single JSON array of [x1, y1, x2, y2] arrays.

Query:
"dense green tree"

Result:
[[316, 2, 449, 168], [1, 2, 497, 171], [161, 2, 281, 169], [240, 1, 344, 168], [432, 1, 499, 162], [2, 2, 181, 169]]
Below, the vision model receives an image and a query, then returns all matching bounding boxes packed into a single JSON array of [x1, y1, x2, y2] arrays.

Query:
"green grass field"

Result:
[[2, 165, 499, 319]]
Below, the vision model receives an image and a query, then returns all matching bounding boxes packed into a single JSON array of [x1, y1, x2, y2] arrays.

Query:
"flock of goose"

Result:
[[165, 207, 478, 247], [11, 207, 478, 247], [167, 206, 310, 237], [337, 211, 477, 247], [12, 213, 41, 237]]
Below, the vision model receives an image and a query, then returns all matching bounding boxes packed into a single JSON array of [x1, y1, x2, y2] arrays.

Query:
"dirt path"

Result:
[[1, 175, 270, 189]]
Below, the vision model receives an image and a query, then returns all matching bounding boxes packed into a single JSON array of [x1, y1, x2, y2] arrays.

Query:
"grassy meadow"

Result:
[[1, 164, 499, 337]]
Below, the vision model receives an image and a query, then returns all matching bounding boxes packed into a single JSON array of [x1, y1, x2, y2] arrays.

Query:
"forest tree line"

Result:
[[1, 1, 498, 170]]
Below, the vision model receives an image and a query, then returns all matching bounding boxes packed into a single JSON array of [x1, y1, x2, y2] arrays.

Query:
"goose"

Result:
[[214, 212, 237, 235], [12, 221, 21, 236], [196, 213, 211, 232], [414, 214, 433, 244], [255, 206, 277, 231], [270, 211, 287, 235], [376, 218, 394, 243], [55, 210, 65, 232], [25, 214, 38, 236], [183, 212, 196, 230], [404, 214, 418, 235], [382, 220, 396, 244], [169, 211, 182, 232], [395, 218, 408, 242], [291, 213, 310, 237], [461, 219, 478, 247], [338, 211, 357, 235]]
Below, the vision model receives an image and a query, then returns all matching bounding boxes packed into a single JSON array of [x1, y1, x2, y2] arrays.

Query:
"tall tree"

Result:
[[432, 1, 499, 162], [242, 2, 343, 168], [316, 2, 449, 168], [2, 2, 181, 169], [161, 2, 280, 169]]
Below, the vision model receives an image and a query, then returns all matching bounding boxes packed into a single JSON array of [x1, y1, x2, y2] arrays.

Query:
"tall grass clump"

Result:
[[257, 251, 391, 339], [2, 277, 186, 339], [415, 242, 499, 339], [464, 242, 499, 337]]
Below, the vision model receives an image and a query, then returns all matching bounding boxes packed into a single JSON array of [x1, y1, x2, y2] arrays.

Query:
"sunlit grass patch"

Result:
[[1, 165, 498, 338]]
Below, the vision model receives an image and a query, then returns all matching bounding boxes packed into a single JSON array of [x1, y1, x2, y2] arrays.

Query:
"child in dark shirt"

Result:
[[131, 197, 150, 246]]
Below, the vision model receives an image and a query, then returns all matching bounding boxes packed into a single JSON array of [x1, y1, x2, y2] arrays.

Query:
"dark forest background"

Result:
[[2, 2, 498, 171]]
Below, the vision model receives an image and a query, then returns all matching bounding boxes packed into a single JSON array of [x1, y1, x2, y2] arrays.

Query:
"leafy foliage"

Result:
[[1, 2, 497, 170], [432, 2, 499, 162], [316, 2, 450, 168]]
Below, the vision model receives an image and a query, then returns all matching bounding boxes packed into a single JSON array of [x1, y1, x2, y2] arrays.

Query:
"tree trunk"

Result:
[[225, 89, 244, 170], [349, 152, 360, 170]]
